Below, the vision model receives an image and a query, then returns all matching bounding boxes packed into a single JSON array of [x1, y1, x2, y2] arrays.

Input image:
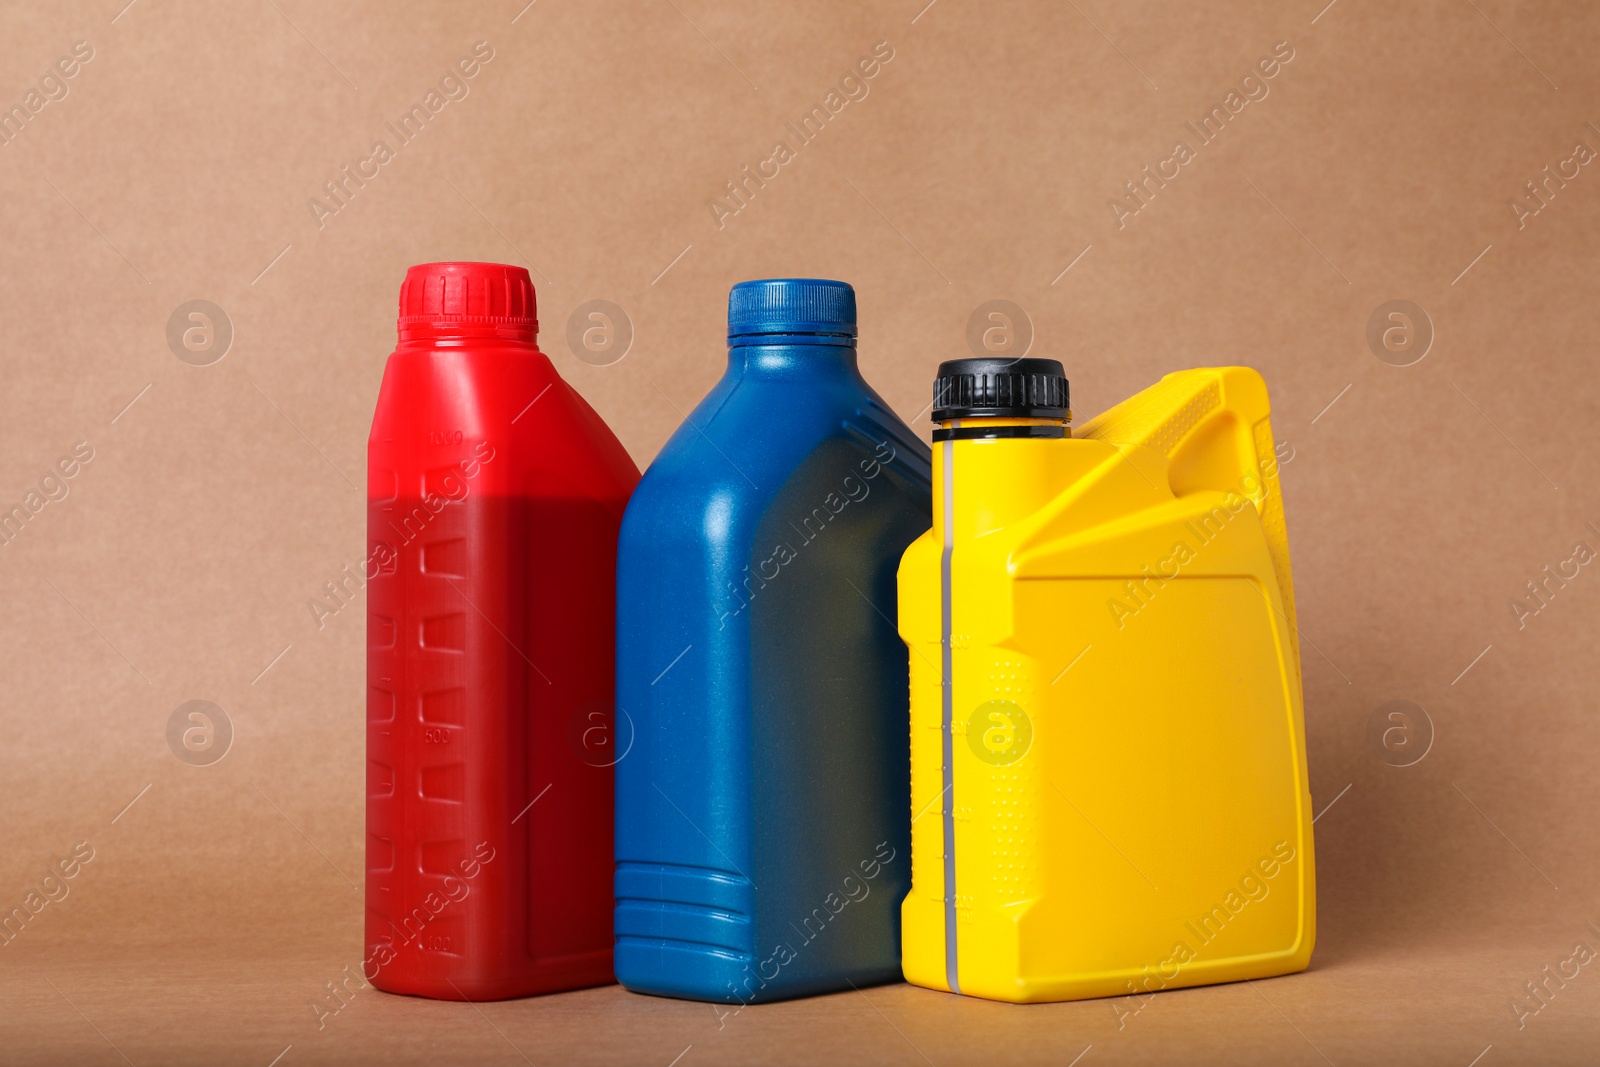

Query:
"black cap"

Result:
[[932, 358, 1069, 421]]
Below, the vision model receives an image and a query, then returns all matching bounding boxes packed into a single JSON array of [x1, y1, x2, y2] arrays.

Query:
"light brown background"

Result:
[[1, 0, 1596, 1063]]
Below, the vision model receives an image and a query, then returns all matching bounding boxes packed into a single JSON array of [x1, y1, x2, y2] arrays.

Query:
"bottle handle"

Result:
[[1078, 367, 1300, 678]]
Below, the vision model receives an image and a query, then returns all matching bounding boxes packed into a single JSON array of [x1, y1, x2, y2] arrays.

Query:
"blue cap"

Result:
[[727, 278, 856, 345]]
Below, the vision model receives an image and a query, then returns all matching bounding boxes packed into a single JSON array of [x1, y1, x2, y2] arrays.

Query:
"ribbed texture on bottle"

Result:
[[727, 278, 856, 342], [932, 358, 1069, 420], [398, 262, 537, 340]]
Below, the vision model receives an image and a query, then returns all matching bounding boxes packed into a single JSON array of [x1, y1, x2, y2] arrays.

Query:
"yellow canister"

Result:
[[898, 361, 1314, 1003]]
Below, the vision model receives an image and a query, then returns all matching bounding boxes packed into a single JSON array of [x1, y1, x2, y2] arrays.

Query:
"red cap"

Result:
[[397, 262, 538, 341]]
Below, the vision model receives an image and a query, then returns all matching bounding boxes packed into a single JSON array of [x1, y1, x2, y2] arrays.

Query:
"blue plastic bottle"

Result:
[[614, 279, 933, 1004]]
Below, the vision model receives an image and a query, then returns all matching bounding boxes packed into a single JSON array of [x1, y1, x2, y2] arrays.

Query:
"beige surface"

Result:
[[1, 0, 1597, 1062]]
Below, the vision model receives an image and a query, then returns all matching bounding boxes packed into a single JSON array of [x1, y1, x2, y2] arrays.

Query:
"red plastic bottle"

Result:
[[365, 262, 637, 1000]]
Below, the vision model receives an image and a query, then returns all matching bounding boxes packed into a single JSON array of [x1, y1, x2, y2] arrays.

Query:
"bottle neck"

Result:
[[933, 416, 1073, 539], [398, 321, 537, 344], [933, 416, 1067, 442], [727, 340, 859, 378]]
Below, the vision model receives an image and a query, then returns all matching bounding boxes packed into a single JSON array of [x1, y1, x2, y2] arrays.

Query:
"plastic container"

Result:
[[614, 278, 932, 1004], [898, 360, 1315, 1003], [366, 261, 638, 1000]]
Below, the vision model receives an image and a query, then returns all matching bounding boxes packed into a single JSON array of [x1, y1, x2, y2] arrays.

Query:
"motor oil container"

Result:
[[898, 358, 1314, 1003], [366, 261, 639, 1000], [614, 278, 932, 1004]]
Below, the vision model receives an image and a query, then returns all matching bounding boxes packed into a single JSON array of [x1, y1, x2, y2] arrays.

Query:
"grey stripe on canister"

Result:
[[940, 428, 960, 995]]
